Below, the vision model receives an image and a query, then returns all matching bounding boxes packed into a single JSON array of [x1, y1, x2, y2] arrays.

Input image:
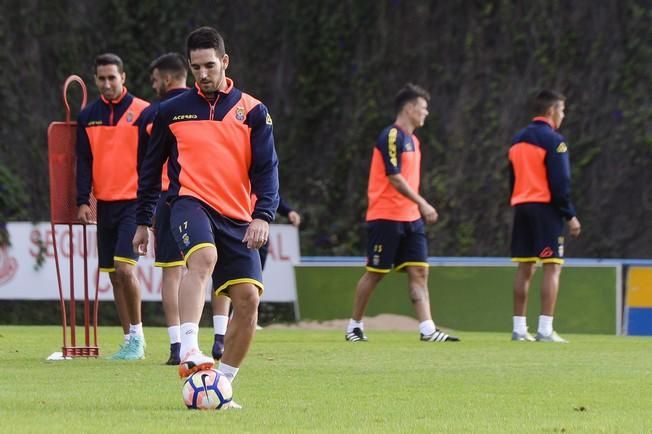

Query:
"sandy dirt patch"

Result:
[[265, 313, 420, 331]]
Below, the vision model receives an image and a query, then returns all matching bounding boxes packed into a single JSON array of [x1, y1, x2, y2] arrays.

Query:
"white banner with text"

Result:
[[0, 222, 299, 303]]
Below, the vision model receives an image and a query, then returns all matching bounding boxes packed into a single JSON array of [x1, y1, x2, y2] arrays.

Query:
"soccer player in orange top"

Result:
[[76, 53, 149, 360], [134, 27, 279, 406], [138, 52, 189, 365], [508, 90, 581, 343], [345, 83, 459, 343]]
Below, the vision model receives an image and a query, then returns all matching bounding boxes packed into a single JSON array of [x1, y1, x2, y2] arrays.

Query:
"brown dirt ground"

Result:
[[264, 314, 420, 331]]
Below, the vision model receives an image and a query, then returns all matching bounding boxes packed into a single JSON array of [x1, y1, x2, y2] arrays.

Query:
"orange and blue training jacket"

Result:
[[136, 79, 279, 226], [366, 125, 422, 222], [137, 87, 189, 193], [508, 117, 576, 219], [76, 88, 149, 205]]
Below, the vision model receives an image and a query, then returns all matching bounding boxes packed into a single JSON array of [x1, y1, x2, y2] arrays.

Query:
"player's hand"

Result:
[[243, 219, 269, 249], [567, 216, 581, 238], [77, 204, 95, 224], [288, 210, 301, 227], [132, 225, 150, 255], [419, 202, 438, 224]]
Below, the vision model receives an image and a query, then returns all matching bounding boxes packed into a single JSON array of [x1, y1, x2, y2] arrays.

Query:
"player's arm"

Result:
[[546, 139, 580, 237], [75, 113, 94, 224], [508, 159, 515, 205], [277, 195, 301, 226], [136, 107, 154, 175], [244, 104, 279, 249], [377, 128, 438, 224], [388, 174, 438, 224], [134, 110, 170, 254]]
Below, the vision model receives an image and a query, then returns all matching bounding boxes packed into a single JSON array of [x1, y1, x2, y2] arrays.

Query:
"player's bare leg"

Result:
[[112, 261, 145, 359], [162, 265, 183, 364], [513, 262, 536, 316], [512, 262, 537, 341], [218, 282, 259, 382], [407, 265, 459, 342], [178, 247, 217, 377], [115, 261, 143, 327], [540, 263, 562, 315], [535, 263, 567, 342], [345, 271, 384, 341], [108, 271, 130, 337], [352, 271, 385, 320], [406, 265, 431, 322], [211, 293, 231, 360]]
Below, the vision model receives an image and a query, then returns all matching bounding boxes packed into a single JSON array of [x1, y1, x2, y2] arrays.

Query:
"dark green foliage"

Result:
[[1, 0, 650, 257], [0, 164, 29, 246]]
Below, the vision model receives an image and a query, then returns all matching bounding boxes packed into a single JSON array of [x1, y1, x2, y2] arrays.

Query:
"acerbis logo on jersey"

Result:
[[556, 142, 568, 153], [172, 114, 199, 121]]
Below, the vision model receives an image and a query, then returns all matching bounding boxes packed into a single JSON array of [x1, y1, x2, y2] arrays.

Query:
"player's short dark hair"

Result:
[[94, 53, 124, 74], [148, 52, 187, 80], [186, 26, 226, 59], [394, 83, 430, 114], [533, 89, 565, 116]]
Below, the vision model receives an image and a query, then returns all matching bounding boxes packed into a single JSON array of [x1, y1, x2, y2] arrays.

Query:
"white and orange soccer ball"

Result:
[[182, 369, 233, 410]]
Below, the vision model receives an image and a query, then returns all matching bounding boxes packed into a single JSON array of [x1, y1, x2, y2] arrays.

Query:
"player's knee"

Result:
[[407, 267, 428, 288], [112, 262, 135, 284], [522, 263, 537, 279], [409, 287, 429, 304], [230, 285, 259, 316], [186, 248, 217, 275]]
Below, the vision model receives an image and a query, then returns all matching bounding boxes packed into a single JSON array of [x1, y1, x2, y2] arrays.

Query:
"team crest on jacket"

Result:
[[126, 111, 134, 123], [235, 107, 246, 121], [404, 141, 413, 151]]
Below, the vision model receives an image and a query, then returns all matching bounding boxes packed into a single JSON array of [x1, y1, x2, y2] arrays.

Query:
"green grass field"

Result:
[[2, 326, 651, 433]]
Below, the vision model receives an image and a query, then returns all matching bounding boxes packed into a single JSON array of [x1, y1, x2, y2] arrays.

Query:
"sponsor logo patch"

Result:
[[539, 247, 554, 258]]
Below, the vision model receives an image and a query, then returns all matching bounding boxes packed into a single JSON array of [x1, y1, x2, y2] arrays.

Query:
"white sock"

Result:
[[218, 361, 239, 383], [538, 315, 554, 336], [213, 315, 229, 335], [129, 323, 144, 337], [180, 322, 199, 357], [167, 325, 181, 344], [513, 316, 527, 335], [419, 320, 436, 336], [123, 334, 130, 344], [347, 319, 363, 333]]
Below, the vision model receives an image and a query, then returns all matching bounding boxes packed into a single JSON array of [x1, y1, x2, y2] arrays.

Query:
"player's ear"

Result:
[[222, 54, 229, 70]]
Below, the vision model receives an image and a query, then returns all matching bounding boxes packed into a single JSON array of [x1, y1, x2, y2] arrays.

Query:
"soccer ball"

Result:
[[182, 369, 233, 410]]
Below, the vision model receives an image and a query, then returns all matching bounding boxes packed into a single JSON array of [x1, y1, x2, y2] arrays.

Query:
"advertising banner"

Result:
[[0, 222, 299, 303]]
